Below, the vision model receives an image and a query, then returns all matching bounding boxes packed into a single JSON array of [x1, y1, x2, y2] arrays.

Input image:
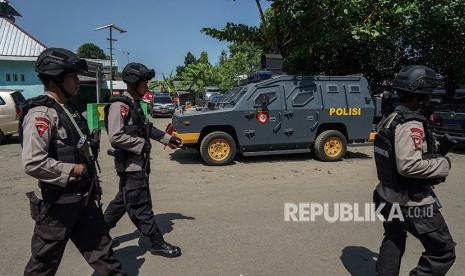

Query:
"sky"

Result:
[[10, 0, 270, 80]]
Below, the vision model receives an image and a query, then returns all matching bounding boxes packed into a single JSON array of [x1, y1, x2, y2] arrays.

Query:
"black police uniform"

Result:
[[103, 92, 180, 257], [20, 94, 125, 276], [374, 105, 456, 276]]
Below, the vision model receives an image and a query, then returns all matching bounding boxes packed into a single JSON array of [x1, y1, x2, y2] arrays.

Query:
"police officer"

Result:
[[20, 48, 125, 275], [373, 65, 456, 275], [104, 62, 183, 258]]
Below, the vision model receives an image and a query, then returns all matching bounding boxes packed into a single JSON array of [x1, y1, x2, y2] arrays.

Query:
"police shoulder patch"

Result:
[[410, 127, 424, 150], [120, 104, 129, 118], [35, 122, 49, 138], [35, 117, 51, 125]]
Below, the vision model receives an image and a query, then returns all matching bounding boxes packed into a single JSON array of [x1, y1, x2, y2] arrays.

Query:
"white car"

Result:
[[0, 89, 25, 143]]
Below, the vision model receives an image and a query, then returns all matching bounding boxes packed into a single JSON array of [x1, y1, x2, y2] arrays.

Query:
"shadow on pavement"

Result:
[[100, 213, 194, 275], [169, 148, 205, 165], [156, 212, 195, 234], [0, 134, 20, 145], [343, 151, 371, 160], [169, 146, 372, 165], [340, 246, 378, 276], [113, 245, 147, 276]]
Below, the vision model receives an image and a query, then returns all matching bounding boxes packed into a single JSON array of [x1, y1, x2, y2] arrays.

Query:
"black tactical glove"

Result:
[[438, 134, 458, 156], [143, 141, 152, 154], [169, 136, 184, 148]]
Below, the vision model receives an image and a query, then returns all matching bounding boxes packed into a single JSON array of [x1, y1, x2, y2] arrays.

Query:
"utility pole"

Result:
[[95, 24, 126, 95]]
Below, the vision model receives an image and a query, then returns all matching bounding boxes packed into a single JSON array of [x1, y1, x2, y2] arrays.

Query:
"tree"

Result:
[[76, 43, 106, 59], [198, 51, 210, 64], [176, 52, 198, 77], [402, 0, 465, 96], [203, 0, 465, 95], [178, 61, 219, 94], [216, 42, 263, 90]]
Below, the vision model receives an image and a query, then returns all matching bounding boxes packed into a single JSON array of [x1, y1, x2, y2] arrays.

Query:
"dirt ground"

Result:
[[1, 117, 464, 276]]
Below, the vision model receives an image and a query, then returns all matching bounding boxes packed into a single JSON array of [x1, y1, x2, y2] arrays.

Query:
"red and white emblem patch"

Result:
[[35, 123, 49, 138], [410, 127, 424, 150], [120, 105, 129, 118], [257, 111, 269, 124]]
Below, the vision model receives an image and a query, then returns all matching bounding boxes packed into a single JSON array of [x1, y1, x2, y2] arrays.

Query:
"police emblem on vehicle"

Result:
[[257, 111, 269, 124]]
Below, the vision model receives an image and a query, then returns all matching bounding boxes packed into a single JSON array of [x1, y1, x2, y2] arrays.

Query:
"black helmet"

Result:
[[122, 62, 155, 83], [392, 65, 438, 95], [35, 48, 88, 77]]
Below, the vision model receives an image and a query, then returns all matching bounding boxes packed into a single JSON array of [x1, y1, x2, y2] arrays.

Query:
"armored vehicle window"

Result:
[[292, 87, 316, 107], [254, 91, 277, 107], [327, 85, 339, 93], [222, 86, 247, 105], [349, 85, 360, 93], [0, 97, 5, 105]]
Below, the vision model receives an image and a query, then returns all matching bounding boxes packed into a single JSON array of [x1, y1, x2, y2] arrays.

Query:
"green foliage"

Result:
[[201, 22, 263, 46], [203, 0, 465, 94], [149, 71, 178, 95], [216, 42, 263, 90], [76, 43, 106, 59], [178, 62, 219, 94], [176, 52, 198, 77], [198, 51, 210, 64], [175, 42, 262, 93]]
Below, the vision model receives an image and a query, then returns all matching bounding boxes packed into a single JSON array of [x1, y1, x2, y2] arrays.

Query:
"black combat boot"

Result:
[[150, 232, 181, 258]]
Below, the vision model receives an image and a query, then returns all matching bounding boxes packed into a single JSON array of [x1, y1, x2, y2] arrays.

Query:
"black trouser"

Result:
[[24, 192, 125, 276], [104, 171, 159, 237], [373, 190, 456, 276]]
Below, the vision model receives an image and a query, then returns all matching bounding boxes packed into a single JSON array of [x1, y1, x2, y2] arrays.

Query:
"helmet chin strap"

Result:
[[58, 84, 73, 99], [51, 76, 73, 100], [128, 81, 143, 99]]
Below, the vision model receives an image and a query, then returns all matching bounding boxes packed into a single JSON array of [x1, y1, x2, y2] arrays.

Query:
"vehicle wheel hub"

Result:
[[324, 137, 342, 157], [208, 138, 230, 161]]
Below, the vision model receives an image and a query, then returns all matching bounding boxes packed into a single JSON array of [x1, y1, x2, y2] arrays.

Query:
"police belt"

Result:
[[63, 180, 90, 194]]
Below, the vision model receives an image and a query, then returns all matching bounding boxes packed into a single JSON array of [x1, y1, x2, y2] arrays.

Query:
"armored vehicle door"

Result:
[[282, 84, 321, 145], [242, 85, 285, 150]]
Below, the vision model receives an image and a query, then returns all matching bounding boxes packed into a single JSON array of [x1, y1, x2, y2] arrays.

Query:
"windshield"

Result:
[[153, 97, 172, 104], [221, 86, 247, 105]]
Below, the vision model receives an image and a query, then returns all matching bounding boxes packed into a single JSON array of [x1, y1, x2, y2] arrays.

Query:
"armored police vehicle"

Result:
[[168, 57, 375, 166]]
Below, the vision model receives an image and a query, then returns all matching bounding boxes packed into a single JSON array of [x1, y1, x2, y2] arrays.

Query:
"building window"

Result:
[[5, 74, 11, 82], [21, 74, 25, 82], [13, 74, 18, 82]]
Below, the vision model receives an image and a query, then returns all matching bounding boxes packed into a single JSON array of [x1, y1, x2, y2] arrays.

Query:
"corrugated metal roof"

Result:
[[0, 17, 46, 59]]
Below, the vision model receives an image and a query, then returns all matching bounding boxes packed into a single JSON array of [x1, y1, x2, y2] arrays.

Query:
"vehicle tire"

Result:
[[151, 111, 155, 118], [200, 131, 236, 166], [313, 130, 347, 162]]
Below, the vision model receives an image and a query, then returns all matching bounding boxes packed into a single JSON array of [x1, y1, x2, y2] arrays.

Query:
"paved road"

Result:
[[1, 117, 464, 275]]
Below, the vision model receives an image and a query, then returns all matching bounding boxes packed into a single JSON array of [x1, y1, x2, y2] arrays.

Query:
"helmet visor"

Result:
[[71, 59, 88, 73], [140, 68, 155, 80]]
